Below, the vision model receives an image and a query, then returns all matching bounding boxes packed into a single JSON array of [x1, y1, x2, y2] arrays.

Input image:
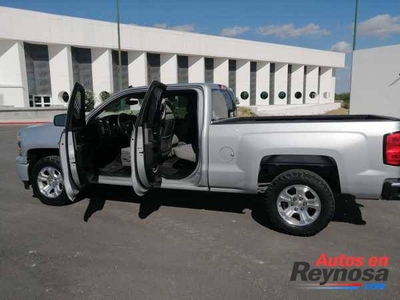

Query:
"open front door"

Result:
[[131, 81, 167, 196], [59, 83, 87, 201]]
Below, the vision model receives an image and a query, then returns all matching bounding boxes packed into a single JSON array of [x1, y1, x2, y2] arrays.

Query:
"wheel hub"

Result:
[[276, 184, 321, 226], [37, 166, 64, 199]]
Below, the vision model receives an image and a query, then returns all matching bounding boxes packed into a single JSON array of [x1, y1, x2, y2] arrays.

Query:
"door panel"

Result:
[[59, 82, 87, 200], [131, 81, 167, 195]]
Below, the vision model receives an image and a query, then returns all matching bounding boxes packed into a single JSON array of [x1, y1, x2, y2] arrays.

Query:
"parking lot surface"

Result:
[[1, 125, 399, 300]]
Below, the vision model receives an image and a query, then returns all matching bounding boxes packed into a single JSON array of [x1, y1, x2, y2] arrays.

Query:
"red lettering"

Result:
[[315, 253, 327, 267]]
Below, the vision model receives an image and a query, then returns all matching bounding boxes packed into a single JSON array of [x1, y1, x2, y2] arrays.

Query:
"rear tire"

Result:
[[265, 169, 335, 236], [31, 155, 69, 206]]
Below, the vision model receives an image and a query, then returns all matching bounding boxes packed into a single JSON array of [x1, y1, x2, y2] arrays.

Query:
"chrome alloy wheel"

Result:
[[276, 184, 321, 226], [37, 166, 64, 198]]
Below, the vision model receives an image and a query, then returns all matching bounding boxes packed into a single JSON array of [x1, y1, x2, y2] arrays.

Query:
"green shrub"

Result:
[[85, 90, 96, 111], [237, 107, 257, 117], [99, 91, 111, 102]]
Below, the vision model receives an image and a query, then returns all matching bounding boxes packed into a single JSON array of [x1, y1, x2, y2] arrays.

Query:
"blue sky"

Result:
[[1, 0, 400, 92]]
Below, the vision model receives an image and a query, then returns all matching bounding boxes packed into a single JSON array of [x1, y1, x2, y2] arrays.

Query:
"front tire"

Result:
[[31, 155, 69, 206], [265, 169, 335, 236]]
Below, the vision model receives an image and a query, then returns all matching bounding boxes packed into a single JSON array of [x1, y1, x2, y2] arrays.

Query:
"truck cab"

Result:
[[60, 81, 237, 200]]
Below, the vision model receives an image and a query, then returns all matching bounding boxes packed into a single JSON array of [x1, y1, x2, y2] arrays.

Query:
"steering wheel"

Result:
[[117, 113, 135, 137]]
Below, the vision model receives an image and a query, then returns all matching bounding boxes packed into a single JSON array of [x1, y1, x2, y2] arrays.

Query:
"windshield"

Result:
[[96, 94, 144, 119]]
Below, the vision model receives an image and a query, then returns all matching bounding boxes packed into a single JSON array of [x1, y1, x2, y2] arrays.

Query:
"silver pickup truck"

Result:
[[16, 81, 400, 236]]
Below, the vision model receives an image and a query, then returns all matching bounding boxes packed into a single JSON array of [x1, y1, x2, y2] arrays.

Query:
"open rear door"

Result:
[[59, 82, 87, 201], [131, 81, 167, 196]]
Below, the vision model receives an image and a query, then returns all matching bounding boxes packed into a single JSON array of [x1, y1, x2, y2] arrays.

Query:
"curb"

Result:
[[0, 121, 50, 125]]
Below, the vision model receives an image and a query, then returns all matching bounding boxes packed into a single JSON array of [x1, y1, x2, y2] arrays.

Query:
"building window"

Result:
[[287, 65, 292, 104], [250, 61, 257, 106], [323, 92, 330, 99], [71, 47, 93, 91], [147, 53, 161, 84], [240, 91, 249, 100], [278, 91, 286, 99], [24, 42, 52, 101], [59, 91, 69, 103], [229, 60, 236, 93], [112, 50, 129, 91], [295, 91, 302, 99], [269, 63, 275, 104], [178, 55, 189, 83], [205, 58, 214, 83], [309, 91, 317, 99], [29, 95, 51, 107], [260, 91, 268, 100]]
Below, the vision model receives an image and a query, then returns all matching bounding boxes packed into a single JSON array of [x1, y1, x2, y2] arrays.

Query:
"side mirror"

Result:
[[53, 114, 67, 127]]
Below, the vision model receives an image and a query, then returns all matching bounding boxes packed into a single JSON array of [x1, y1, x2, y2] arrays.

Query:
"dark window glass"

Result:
[[212, 89, 237, 120], [278, 91, 286, 99], [240, 91, 249, 100], [310, 91, 317, 99], [112, 50, 129, 91], [229, 60, 236, 93], [287, 65, 292, 104], [270, 63, 275, 104], [260, 91, 268, 99], [303, 66, 307, 104], [71, 47, 93, 91], [24, 42, 52, 96], [205, 58, 214, 82], [147, 53, 160, 84], [178, 55, 189, 83], [250, 61, 257, 106], [295, 91, 302, 99]]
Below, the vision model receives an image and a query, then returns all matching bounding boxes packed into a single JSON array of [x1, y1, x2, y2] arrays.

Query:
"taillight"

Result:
[[384, 132, 400, 166]]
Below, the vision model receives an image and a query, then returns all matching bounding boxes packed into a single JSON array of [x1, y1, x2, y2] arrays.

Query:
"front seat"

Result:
[[120, 101, 175, 167], [160, 101, 175, 158]]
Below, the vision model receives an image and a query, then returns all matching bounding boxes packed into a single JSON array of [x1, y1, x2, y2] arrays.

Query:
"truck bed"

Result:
[[213, 114, 400, 124]]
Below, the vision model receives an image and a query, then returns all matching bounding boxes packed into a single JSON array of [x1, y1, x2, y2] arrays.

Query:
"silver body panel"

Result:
[[209, 120, 400, 198]]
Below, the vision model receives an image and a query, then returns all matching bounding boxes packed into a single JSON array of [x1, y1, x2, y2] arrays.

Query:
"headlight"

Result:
[[17, 131, 21, 156]]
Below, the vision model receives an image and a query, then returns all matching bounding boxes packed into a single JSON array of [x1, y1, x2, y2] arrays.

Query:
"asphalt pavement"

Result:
[[1, 125, 399, 300]]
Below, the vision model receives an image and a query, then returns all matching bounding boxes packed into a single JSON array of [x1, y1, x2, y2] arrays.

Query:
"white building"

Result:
[[350, 44, 400, 118], [0, 6, 345, 110]]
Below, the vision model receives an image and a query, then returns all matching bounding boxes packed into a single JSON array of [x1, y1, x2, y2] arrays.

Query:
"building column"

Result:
[[331, 69, 336, 102], [236, 60, 250, 106], [273, 63, 288, 105], [0, 40, 28, 107], [214, 58, 229, 86], [188, 56, 205, 83], [48, 45, 73, 106], [160, 53, 178, 84], [128, 51, 147, 87], [319, 67, 333, 103], [91, 48, 113, 98], [256, 62, 270, 105], [290, 65, 304, 105], [305, 66, 319, 104]]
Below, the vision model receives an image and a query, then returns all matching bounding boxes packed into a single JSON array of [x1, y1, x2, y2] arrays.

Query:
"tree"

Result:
[[335, 93, 350, 109]]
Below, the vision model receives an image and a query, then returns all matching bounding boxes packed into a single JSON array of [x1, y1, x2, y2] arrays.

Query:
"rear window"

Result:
[[211, 89, 237, 121]]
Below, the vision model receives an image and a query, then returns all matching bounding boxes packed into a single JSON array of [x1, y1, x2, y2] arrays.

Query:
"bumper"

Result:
[[381, 179, 400, 200], [15, 156, 29, 183]]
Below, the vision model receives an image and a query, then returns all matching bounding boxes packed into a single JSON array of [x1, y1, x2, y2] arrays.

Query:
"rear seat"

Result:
[[120, 135, 196, 167]]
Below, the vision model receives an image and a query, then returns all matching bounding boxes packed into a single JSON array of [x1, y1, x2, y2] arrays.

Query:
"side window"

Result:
[[211, 89, 237, 121], [164, 95, 188, 119]]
